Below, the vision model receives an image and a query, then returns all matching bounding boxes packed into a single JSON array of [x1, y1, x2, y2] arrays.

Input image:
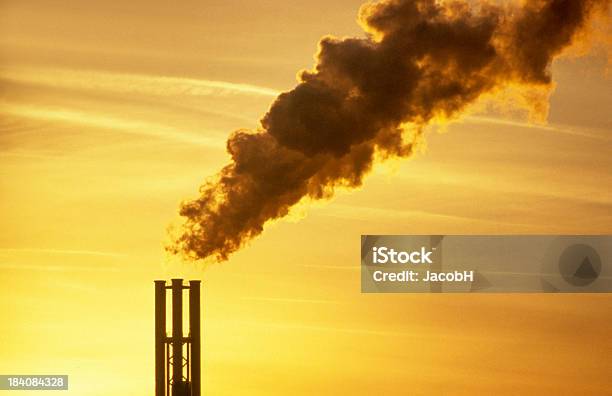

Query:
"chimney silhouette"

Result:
[[155, 279, 201, 396]]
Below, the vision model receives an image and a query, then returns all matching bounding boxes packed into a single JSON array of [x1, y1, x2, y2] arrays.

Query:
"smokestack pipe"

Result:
[[189, 280, 201, 396], [171, 278, 183, 391], [154, 280, 166, 396]]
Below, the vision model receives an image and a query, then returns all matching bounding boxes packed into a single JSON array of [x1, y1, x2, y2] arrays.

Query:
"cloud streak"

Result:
[[0, 263, 122, 272], [0, 248, 127, 258], [2, 104, 225, 148], [464, 115, 610, 141], [0, 66, 280, 98]]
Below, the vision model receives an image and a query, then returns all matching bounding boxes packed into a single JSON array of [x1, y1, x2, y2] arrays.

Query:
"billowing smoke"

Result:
[[168, 0, 609, 262]]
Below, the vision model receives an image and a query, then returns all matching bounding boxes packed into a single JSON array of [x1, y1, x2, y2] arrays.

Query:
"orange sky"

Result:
[[1, 1, 611, 395]]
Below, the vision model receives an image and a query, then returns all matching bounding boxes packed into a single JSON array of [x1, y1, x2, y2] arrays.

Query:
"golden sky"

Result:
[[1, 0, 611, 395]]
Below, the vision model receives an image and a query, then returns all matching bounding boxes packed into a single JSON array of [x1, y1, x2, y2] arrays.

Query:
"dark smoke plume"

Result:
[[169, 0, 609, 262]]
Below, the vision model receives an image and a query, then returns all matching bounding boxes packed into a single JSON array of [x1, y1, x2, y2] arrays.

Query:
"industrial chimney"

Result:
[[154, 279, 201, 396]]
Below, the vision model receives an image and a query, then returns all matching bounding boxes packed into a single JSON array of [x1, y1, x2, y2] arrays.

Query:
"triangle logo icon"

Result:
[[573, 257, 598, 280]]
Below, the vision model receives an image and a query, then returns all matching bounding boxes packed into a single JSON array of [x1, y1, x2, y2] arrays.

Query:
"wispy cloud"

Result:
[[0, 150, 60, 160], [223, 319, 481, 341], [0, 66, 281, 98], [0, 263, 122, 272], [463, 115, 609, 141], [0, 247, 127, 258], [298, 264, 359, 271], [241, 296, 344, 305], [325, 203, 538, 228], [2, 104, 225, 148]]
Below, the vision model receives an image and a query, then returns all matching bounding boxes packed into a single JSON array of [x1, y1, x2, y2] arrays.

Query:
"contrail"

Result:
[[464, 116, 610, 141], [0, 263, 122, 272], [0, 247, 127, 258], [2, 104, 224, 148], [169, 0, 610, 262], [0, 66, 280, 97]]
